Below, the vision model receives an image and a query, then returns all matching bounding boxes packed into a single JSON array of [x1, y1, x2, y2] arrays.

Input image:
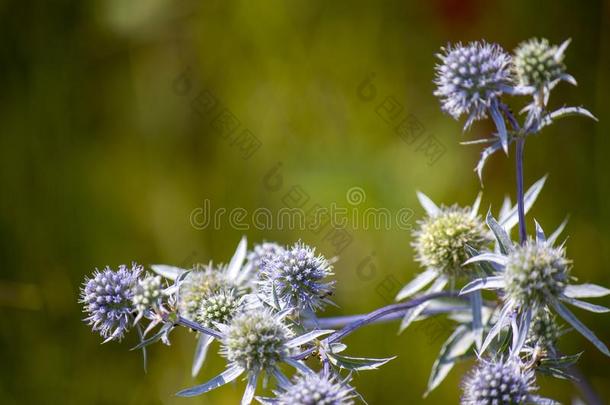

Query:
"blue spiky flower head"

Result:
[[434, 41, 512, 129], [221, 308, 293, 373], [246, 242, 285, 274], [514, 38, 569, 90], [259, 371, 356, 405], [80, 263, 142, 342], [504, 240, 570, 308], [461, 359, 536, 405], [259, 242, 335, 313]]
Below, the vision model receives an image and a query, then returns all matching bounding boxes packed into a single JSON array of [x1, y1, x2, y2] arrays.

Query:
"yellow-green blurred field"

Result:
[[1, 0, 610, 404]]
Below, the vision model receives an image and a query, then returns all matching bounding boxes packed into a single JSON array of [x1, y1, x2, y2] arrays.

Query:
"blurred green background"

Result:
[[1, 0, 610, 403]]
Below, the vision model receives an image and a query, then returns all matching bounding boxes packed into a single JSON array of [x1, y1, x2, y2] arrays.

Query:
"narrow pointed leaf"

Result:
[[547, 217, 568, 246], [192, 334, 214, 377], [272, 368, 291, 389], [150, 264, 186, 280], [560, 296, 610, 313], [498, 196, 512, 223], [475, 141, 502, 184], [480, 302, 514, 354], [327, 353, 395, 371], [539, 106, 598, 130], [500, 176, 547, 232], [463, 253, 508, 267], [551, 299, 610, 356], [534, 220, 546, 243], [470, 291, 483, 350], [241, 372, 258, 405], [563, 283, 610, 299], [285, 358, 315, 374], [490, 100, 509, 154], [425, 325, 475, 396], [399, 277, 447, 333], [131, 324, 171, 351], [537, 365, 578, 382], [487, 210, 514, 254], [470, 192, 482, 218], [286, 329, 334, 348], [529, 395, 562, 405], [227, 236, 248, 280], [512, 308, 532, 354], [460, 276, 504, 295], [556, 38, 571, 58], [416, 191, 440, 216], [176, 365, 244, 397], [136, 324, 148, 373], [464, 245, 496, 276], [395, 269, 438, 301], [539, 352, 582, 368]]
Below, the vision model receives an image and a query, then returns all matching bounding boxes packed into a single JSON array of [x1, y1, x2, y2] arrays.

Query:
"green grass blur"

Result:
[[1, 0, 610, 403]]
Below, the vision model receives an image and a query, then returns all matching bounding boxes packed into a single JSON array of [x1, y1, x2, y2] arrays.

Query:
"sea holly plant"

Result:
[[79, 38, 608, 404]]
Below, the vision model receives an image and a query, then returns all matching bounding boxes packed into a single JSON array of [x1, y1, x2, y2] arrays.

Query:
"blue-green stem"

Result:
[[292, 291, 457, 360], [516, 137, 526, 244], [500, 103, 527, 245]]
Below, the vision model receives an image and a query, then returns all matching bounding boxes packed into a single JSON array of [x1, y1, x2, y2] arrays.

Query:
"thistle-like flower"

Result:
[[514, 38, 572, 91], [434, 41, 512, 131], [80, 263, 142, 342], [503, 241, 570, 308], [222, 309, 294, 372], [150, 237, 255, 377], [246, 242, 285, 274], [395, 191, 522, 334], [258, 242, 335, 314], [175, 237, 252, 321], [257, 370, 357, 405], [178, 264, 240, 321], [461, 218, 610, 356], [177, 308, 333, 404], [461, 359, 552, 405], [526, 310, 561, 352], [132, 275, 163, 316], [412, 197, 488, 279], [195, 288, 241, 328]]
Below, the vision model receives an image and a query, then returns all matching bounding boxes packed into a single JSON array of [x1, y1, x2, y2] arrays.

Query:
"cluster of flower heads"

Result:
[[80, 238, 389, 404], [434, 38, 595, 181], [80, 37, 608, 405], [403, 36, 606, 405]]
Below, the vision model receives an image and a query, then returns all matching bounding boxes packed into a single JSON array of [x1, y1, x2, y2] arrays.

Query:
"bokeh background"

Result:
[[2, 0, 610, 403]]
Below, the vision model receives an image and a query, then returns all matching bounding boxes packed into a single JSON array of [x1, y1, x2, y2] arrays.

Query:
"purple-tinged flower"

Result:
[[461, 358, 553, 405], [259, 242, 335, 314], [461, 217, 610, 357], [246, 242, 285, 274], [257, 370, 357, 405], [80, 263, 142, 342], [176, 308, 333, 404], [434, 41, 512, 131]]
